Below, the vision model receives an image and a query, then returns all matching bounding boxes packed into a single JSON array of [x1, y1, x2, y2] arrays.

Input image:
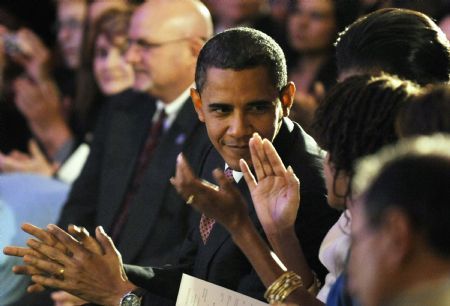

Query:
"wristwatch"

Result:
[[119, 288, 145, 306]]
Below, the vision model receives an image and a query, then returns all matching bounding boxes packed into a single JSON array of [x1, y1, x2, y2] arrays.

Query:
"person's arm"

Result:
[[170, 149, 324, 305]]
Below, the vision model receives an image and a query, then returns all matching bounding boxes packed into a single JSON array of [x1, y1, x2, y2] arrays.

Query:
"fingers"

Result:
[[249, 134, 266, 180], [262, 138, 286, 176], [52, 291, 86, 306], [240, 158, 257, 191], [26, 238, 71, 268], [46, 224, 87, 257], [27, 283, 46, 293], [12, 264, 45, 276], [28, 139, 47, 162], [31, 274, 66, 291], [95, 226, 117, 257], [22, 223, 58, 247], [23, 253, 65, 277], [170, 153, 199, 200], [68, 225, 103, 255], [3, 245, 41, 258]]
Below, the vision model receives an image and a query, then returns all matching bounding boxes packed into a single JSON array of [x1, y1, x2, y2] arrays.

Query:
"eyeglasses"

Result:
[[126, 36, 207, 52], [55, 18, 84, 32]]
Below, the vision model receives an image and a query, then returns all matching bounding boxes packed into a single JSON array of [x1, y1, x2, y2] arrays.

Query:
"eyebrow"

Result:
[[207, 100, 276, 108]]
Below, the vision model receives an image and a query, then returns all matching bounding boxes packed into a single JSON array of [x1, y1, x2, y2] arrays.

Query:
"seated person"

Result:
[[3, 27, 338, 305], [172, 74, 420, 305], [349, 134, 450, 306]]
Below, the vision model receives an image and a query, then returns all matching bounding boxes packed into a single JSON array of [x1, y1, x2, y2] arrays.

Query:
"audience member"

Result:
[[206, 0, 290, 52], [171, 74, 419, 306], [4, 27, 338, 305], [0, 8, 134, 178], [287, 0, 359, 131], [396, 84, 450, 137], [349, 134, 450, 306], [0, 8, 135, 306], [335, 8, 450, 84]]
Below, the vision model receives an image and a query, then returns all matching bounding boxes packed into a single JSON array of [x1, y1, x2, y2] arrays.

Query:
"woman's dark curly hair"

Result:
[[312, 74, 421, 199]]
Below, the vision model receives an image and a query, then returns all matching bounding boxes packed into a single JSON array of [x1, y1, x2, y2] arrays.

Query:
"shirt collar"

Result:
[[155, 85, 193, 129], [225, 163, 243, 183]]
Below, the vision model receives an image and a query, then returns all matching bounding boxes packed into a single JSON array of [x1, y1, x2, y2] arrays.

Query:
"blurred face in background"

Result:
[[94, 34, 134, 95], [288, 0, 336, 54], [57, 0, 87, 69], [323, 153, 348, 209], [211, 0, 266, 26]]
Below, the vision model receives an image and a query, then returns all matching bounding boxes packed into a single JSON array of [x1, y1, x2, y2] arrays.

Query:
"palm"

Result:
[[251, 173, 299, 234], [242, 135, 300, 235]]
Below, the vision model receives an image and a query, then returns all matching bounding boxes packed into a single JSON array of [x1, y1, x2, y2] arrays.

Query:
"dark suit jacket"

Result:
[[58, 89, 211, 266], [124, 118, 340, 305]]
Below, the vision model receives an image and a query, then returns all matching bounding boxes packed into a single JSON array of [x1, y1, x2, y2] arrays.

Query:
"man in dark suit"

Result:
[[3, 28, 338, 306], [57, 0, 213, 266]]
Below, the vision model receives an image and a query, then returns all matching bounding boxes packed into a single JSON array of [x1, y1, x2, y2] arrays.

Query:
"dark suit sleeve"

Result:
[[123, 227, 199, 304], [56, 102, 111, 233]]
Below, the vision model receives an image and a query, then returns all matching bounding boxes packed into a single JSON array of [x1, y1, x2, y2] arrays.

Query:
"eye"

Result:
[[209, 104, 232, 116], [95, 47, 108, 59], [247, 103, 271, 114]]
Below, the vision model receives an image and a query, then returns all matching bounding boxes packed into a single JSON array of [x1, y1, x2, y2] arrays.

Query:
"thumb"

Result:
[[95, 226, 117, 255], [28, 139, 46, 161]]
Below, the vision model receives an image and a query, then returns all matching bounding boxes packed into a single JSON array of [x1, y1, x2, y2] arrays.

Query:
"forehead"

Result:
[[201, 67, 279, 103], [297, 0, 334, 13], [58, 0, 87, 20], [129, 7, 176, 41]]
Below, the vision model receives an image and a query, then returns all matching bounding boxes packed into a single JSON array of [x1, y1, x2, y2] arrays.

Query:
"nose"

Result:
[[228, 112, 251, 139], [58, 27, 71, 43], [105, 51, 121, 68], [124, 43, 140, 65]]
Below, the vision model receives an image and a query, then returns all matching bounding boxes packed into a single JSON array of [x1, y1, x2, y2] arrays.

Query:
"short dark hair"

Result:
[[195, 27, 287, 92], [396, 84, 450, 137], [354, 134, 450, 257], [336, 8, 450, 85], [312, 74, 420, 197]]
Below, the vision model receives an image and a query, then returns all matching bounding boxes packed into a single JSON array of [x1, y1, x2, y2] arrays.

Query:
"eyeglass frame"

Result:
[[126, 36, 207, 52]]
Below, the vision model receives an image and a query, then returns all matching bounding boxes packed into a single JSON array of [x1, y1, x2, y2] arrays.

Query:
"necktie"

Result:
[[111, 109, 166, 241], [199, 167, 234, 244]]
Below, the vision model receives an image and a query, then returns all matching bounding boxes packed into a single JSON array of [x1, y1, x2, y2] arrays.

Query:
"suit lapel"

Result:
[[196, 121, 292, 273], [119, 98, 202, 262], [99, 97, 156, 231]]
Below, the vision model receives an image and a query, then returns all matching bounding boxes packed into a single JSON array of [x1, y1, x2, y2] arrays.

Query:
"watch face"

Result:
[[121, 293, 141, 306]]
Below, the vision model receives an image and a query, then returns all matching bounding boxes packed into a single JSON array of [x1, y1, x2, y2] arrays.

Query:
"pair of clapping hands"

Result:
[[3, 223, 135, 306], [3, 133, 300, 304]]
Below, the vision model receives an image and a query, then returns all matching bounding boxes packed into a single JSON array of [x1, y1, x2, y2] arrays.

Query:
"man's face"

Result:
[[348, 202, 391, 306], [57, 0, 87, 69], [124, 7, 193, 97], [192, 66, 292, 171]]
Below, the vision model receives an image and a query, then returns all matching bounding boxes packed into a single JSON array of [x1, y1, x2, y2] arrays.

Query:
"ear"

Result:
[[190, 88, 205, 122], [280, 82, 295, 117], [380, 209, 413, 266], [188, 37, 204, 58]]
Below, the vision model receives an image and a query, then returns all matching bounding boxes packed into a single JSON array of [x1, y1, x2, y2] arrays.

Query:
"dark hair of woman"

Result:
[[312, 74, 420, 198], [72, 7, 132, 141]]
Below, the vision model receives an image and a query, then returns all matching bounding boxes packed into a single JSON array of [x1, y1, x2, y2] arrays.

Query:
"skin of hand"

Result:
[[52, 290, 88, 306], [3, 224, 103, 295], [20, 224, 136, 305], [170, 153, 251, 232], [241, 133, 300, 236], [9, 27, 50, 81], [13, 77, 73, 158], [0, 139, 58, 175]]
